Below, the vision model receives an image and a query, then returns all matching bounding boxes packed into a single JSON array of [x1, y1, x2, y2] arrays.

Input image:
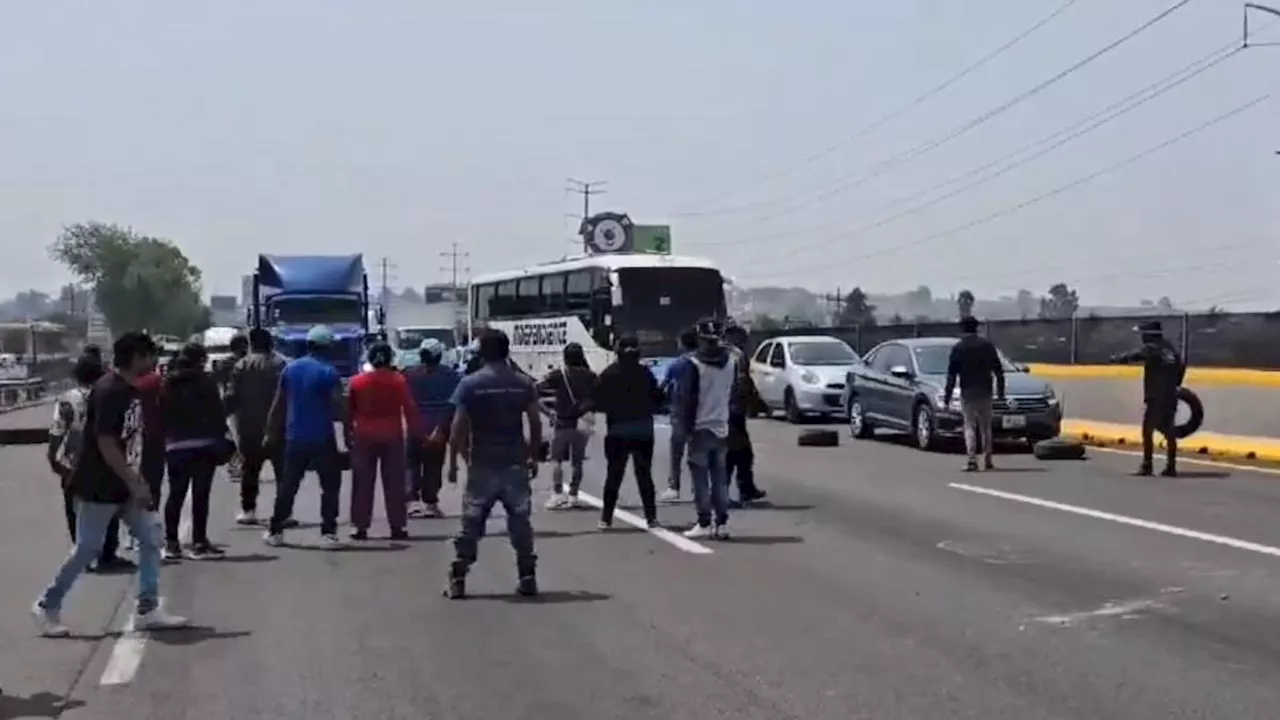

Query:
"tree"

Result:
[[889, 312, 905, 325], [1037, 282, 1080, 320], [1156, 296, 1175, 313], [957, 289, 975, 319], [48, 222, 211, 337], [836, 287, 877, 327], [906, 285, 933, 309], [1015, 289, 1036, 320], [752, 313, 783, 331]]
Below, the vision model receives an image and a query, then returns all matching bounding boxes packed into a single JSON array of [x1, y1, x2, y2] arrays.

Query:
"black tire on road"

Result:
[[1171, 386, 1205, 439], [1033, 437, 1087, 460], [797, 428, 839, 448]]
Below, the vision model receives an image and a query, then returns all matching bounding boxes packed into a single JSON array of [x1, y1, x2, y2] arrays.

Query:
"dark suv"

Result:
[[842, 337, 1062, 451]]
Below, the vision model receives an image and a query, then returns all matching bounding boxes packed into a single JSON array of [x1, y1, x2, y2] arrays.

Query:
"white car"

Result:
[[748, 335, 861, 423]]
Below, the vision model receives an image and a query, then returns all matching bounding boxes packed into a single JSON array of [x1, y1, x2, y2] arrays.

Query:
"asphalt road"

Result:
[[6, 414, 1280, 719]]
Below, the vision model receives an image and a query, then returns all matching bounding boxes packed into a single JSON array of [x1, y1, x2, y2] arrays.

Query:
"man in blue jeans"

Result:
[[669, 318, 737, 540], [659, 330, 699, 503], [263, 325, 346, 549], [32, 332, 189, 636], [445, 329, 543, 599]]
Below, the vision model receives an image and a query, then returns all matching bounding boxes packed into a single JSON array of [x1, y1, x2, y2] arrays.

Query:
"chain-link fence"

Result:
[[746, 312, 1280, 368]]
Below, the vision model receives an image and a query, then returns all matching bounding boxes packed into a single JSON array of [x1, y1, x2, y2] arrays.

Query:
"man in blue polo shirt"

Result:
[[264, 325, 345, 549]]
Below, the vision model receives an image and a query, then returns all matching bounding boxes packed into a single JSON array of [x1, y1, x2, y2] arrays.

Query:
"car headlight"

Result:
[[799, 370, 821, 386], [1044, 387, 1059, 405], [933, 391, 960, 411]]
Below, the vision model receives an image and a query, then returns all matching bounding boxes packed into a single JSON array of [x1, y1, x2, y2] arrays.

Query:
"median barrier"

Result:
[[1027, 364, 1280, 388], [1059, 419, 1280, 464], [0, 378, 52, 415]]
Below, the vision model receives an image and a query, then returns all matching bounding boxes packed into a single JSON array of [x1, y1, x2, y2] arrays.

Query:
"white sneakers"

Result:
[[33, 601, 189, 637], [235, 509, 257, 525], [545, 493, 583, 510], [658, 488, 681, 503], [262, 531, 344, 549], [682, 522, 731, 540]]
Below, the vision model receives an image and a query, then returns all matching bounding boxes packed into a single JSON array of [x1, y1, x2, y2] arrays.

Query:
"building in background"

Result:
[[209, 294, 241, 328]]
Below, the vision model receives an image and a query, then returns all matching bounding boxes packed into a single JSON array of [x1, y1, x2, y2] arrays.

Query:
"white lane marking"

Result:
[[572, 489, 714, 555], [1088, 445, 1280, 477], [99, 493, 193, 686], [98, 615, 144, 686], [950, 483, 1280, 558]]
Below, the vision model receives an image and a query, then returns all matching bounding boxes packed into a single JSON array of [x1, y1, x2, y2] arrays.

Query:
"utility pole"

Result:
[[439, 242, 470, 295], [566, 178, 608, 221], [821, 287, 845, 324], [378, 257, 396, 304]]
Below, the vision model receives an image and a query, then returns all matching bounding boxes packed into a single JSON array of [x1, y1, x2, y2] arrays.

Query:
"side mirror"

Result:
[[889, 364, 914, 379]]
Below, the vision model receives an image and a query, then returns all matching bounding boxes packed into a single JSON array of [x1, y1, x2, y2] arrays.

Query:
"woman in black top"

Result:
[[160, 344, 230, 561]]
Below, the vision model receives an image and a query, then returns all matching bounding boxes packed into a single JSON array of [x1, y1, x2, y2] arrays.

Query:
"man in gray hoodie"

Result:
[[671, 317, 736, 540]]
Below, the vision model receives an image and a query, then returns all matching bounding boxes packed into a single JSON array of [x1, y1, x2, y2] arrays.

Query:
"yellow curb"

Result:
[[1060, 419, 1280, 463], [1027, 363, 1280, 387]]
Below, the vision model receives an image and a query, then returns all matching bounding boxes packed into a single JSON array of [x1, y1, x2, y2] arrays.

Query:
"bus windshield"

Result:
[[268, 296, 363, 326], [612, 267, 726, 356], [396, 327, 454, 351]]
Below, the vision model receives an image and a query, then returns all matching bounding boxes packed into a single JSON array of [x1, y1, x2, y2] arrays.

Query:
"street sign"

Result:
[[632, 225, 672, 254]]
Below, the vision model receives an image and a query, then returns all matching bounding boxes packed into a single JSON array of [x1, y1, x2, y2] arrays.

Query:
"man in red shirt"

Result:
[[347, 342, 419, 540]]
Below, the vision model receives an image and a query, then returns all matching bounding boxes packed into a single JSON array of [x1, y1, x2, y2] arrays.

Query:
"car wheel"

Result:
[[784, 388, 803, 424], [847, 397, 873, 439], [912, 403, 938, 451]]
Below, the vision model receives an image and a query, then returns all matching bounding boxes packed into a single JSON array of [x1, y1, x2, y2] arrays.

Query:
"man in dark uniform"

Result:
[[723, 320, 766, 506], [1111, 320, 1185, 477]]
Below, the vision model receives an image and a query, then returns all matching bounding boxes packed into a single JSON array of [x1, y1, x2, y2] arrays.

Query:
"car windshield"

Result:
[[911, 343, 1018, 375], [789, 341, 859, 366], [396, 327, 453, 351]]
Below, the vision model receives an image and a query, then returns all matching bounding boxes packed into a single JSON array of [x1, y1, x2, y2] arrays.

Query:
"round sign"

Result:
[[591, 218, 628, 252]]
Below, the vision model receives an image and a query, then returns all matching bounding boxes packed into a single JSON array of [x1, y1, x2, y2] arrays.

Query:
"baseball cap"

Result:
[[419, 338, 445, 358], [694, 317, 724, 340], [306, 325, 334, 345]]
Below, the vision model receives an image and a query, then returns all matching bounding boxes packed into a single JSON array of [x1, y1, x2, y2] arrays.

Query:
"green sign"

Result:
[[632, 225, 672, 254]]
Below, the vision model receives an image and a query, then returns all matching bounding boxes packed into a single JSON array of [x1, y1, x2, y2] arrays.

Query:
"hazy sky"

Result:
[[1, 0, 1276, 309]]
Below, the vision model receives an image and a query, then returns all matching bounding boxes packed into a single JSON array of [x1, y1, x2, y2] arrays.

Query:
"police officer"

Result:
[[1111, 320, 1185, 477], [445, 329, 543, 599]]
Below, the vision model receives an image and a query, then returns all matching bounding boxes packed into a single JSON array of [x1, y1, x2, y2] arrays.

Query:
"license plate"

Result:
[[1001, 415, 1027, 430]]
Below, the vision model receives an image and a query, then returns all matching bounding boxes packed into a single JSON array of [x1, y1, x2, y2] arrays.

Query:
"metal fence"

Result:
[[745, 312, 1280, 369]]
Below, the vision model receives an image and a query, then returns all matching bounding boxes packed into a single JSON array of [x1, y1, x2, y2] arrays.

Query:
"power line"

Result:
[[739, 94, 1270, 282], [566, 178, 608, 221], [714, 41, 1246, 265], [439, 242, 470, 291], [670, 0, 1083, 217], [686, 0, 1201, 230]]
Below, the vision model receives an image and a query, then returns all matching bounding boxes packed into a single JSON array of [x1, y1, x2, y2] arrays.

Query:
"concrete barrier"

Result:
[[1060, 419, 1280, 464], [1028, 363, 1280, 388]]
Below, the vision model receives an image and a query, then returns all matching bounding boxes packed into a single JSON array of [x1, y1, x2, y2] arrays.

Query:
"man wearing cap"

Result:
[[445, 329, 542, 598], [1111, 320, 1185, 477], [404, 338, 461, 518], [263, 325, 346, 548], [670, 317, 737, 539]]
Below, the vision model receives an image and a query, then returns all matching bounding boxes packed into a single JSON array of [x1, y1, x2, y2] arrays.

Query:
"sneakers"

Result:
[[713, 522, 731, 540], [320, 534, 344, 550], [134, 605, 189, 631], [185, 542, 225, 561], [983, 457, 995, 471], [545, 493, 573, 510], [390, 528, 410, 541], [31, 603, 69, 637], [407, 501, 427, 519], [263, 532, 285, 547], [349, 529, 369, 541], [422, 503, 444, 518], [444, 575, 466, 599], [162, 541, 184, 562], [964, 458, 979, 472], [683, 523, 713, 539], [235, 509, 258, 525], [516, 575, 539, 597], [658, 488, 680, 503], [597, 519, 612, 531]]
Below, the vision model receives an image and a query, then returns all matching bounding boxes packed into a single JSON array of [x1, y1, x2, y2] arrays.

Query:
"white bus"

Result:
[[469, 252, 728, 377]]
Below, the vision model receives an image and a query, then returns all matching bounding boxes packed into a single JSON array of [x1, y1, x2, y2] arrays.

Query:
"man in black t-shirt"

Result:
[[32, 332, 191, 637]]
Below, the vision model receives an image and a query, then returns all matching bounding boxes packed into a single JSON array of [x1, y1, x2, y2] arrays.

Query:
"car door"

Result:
[[761, 341, 789, 407], [749, 341, 774, 406], [876, 343, 917, 428], [858, 344, 893, 422]]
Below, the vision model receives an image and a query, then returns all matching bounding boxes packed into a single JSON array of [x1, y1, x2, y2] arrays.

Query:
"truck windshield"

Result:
[[396, 327, 454, 350], [269, 296, 363, 326], [612, 267, 726, 356]]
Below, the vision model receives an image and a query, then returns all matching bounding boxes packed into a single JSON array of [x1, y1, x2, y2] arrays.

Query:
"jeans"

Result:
[[602, 435, 657, 523], [349, 435, 407, 531], [62, 486, 121, 561], [960, 395, 994, 461], [270, 438, 343, 535], [165, 447, 218, 545], [687, 429, 730, 527], [667, 424, 688, 492], [407, 440, 446, 504], [450, 464, 536, 579], [550, 426, 588, 495], [39, 500, 161, 614], [239, 444, 282, 513]]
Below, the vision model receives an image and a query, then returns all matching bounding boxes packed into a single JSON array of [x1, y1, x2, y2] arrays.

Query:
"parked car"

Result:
[[748, 335, 861, 423], [842, 337, 1062, 450]]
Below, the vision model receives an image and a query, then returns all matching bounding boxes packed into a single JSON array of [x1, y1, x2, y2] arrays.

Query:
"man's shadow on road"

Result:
[[0, 690, 85, 719]]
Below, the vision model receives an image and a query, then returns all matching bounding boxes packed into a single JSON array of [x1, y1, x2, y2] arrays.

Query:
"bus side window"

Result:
[[493, 281, 517, 318], [542, 274, 566, 314], [565, 270, 593, 315], [473, 284, 495, 321], [516, 277, 541, 315]]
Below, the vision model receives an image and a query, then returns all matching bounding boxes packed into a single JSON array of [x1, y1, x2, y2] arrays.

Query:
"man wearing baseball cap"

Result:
[[264, 325, 346, 547], [1110, 320, 1185, 476]]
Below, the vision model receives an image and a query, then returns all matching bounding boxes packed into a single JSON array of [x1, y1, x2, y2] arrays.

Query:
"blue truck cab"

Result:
[[247, 254, 376, 382]]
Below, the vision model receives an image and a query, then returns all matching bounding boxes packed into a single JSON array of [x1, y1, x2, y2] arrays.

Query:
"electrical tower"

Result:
[[566, 178, 608, 221], [378, 257, 397, 304], [440, 242, 471, 293]]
